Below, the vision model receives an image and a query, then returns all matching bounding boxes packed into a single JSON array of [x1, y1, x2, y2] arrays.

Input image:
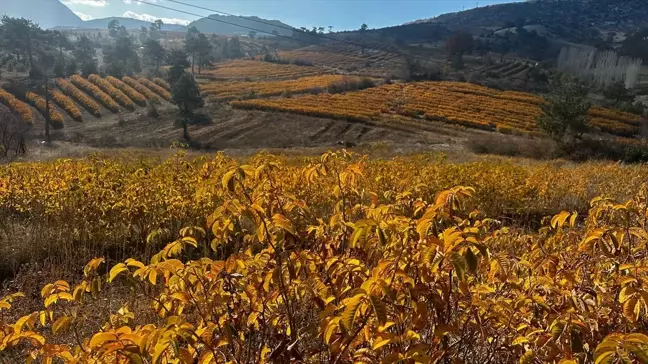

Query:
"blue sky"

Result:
[[61, 0, 520, 29]]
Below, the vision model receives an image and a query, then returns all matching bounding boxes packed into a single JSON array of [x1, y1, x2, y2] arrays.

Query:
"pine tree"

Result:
[[537, 77, 591, 141], [172, 72, 204, 141]]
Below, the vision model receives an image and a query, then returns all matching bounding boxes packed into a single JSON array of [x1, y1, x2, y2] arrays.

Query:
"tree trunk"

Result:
[[27, 34, 33, 70], [44, 80, 50, 143], [182, 118, 190, 141]]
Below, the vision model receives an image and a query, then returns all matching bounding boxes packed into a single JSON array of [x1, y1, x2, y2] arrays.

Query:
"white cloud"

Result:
[[74, 11, 93, 21], [122, 11, 190, 26], [123, 0, 158, 4], [62, 0, 108, 7]]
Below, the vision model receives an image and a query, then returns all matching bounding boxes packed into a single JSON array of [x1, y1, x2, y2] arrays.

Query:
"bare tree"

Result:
[[557, 46, 642, 89], [0, 106, 27, 160]]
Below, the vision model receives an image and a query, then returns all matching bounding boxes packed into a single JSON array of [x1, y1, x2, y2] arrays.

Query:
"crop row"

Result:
[[22, 92, 64, 129], [56, 78, 102, 118], [153, 78, 170, 91], [232, 81, 642, 137], [123, 76, 160, 102], [106, 76, 147, 106], [70, 75, 120, 113], [138, 77, 172, 101], [201, 59, 326, 80], [0, 88, 34, 124], [88, 75, 136, 110], [49, 90, 83, 122], [201, 75, 367, 100]]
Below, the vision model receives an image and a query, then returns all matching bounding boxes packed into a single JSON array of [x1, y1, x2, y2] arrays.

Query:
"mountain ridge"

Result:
[[78, 17, 187, 32], [1, 0, 82, 29], [187, 14, 294, 36], [411, 0, 648, 41]]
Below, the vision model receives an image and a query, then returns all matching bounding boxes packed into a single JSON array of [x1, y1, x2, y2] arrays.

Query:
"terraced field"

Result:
[[200, 75, 375, 101], [230, 81, 643, 137], [473, 60, 534, 79], [198, 59, 327, 81]]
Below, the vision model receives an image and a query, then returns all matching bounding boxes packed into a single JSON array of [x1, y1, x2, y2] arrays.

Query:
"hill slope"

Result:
[[188, 14, 293, 36], [415, 0, 648, 42], [1, 0, 82, 29]]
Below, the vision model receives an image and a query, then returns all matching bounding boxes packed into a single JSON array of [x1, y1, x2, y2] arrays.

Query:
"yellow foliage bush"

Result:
[[88, 74, 136, 110], [49, 90, 83, 122], [25, 92, 65, 129], [2, 151, 648, 363], [153, 77, 171, 91], [122, 76, 160, 102], [137, 77, 172, 101], [107, 76, 147, 106], [70, 75, 120, 113], [55, 78, 101, 118], [0, 88, 34, 124]]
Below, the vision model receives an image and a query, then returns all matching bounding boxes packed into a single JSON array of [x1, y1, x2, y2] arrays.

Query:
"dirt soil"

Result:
[[22, 101, 489, 159]]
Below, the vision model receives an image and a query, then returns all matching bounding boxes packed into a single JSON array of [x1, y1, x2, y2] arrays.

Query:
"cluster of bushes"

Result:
[[601, 81, 646, 116], [326, 77, 376, 94], [468, 132, 648, 164], [260, 53, 314, 66]]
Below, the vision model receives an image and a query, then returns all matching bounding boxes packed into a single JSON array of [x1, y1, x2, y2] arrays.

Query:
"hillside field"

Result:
[[4, 44, 648, 364]]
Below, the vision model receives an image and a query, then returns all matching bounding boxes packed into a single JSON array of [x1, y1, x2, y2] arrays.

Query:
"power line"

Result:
[[132, 0, 443, 67], [164, 0, 437, 63]]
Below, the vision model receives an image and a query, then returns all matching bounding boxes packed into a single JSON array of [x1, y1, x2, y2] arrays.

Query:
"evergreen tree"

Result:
[[537, 77, 591, 141], [172, 71, 204, 141], [184, 26, 200, 74], [73, 35, 97, 76], [143, 39, 166, 73], [167, 49, 190, 86], [195, 33, 212, 74]]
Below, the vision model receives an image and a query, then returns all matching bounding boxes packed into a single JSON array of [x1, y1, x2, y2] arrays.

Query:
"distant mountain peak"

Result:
[[1, 0, 82, 29], [188, 14, 294, 36]]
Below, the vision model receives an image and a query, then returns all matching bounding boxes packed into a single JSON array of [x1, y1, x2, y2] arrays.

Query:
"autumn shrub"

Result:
[[122, 76, 160, 103], [25, 92, 65, 129], [106, 76, 147, 106], [137, 77, 172, 101], [0, 88, 34, 124], [467, 132, 558, 159], [88, 74, 136, 111], [70, 75, 120, 113], [49, 90, 83, 122], [153, 78, 171, 91], [55, 78, 101, 118], [3, 151, 648, 363]]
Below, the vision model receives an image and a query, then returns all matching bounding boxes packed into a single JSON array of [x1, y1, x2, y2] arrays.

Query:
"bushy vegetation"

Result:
[[3, 151, 648, 362]]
